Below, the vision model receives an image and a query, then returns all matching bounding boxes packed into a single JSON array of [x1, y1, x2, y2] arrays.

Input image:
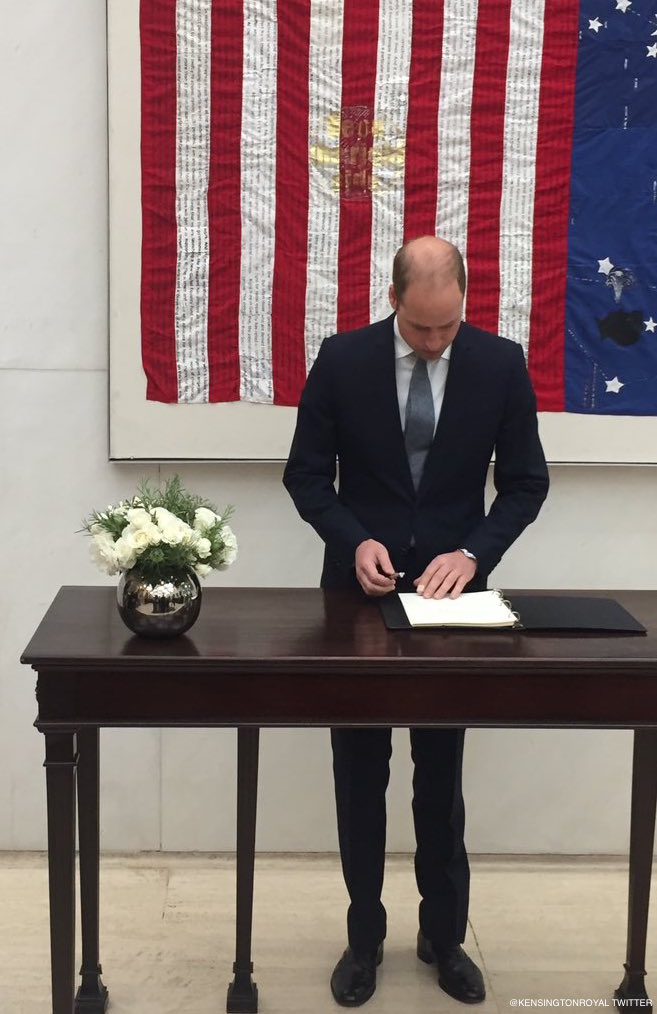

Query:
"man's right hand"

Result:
[[354, 539, 398, 597]]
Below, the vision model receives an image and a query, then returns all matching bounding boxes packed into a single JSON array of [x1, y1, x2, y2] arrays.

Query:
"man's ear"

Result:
[[388, 284, 398, 311]]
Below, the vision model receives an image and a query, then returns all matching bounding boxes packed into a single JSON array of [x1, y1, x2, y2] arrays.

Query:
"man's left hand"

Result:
[[414, 551, 476, 599]]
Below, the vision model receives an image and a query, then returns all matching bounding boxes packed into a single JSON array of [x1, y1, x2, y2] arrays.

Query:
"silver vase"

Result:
[[117, 567, 202, 637]]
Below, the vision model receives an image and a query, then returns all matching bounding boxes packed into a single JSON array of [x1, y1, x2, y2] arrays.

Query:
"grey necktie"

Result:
[[404, 355, 435, 490]]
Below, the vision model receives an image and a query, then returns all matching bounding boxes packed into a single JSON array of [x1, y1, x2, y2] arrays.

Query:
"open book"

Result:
[[398, 589, 517, 628]]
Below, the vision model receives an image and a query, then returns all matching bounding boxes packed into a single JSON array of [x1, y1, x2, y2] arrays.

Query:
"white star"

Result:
[[589, 17, 603, 32], [606, 377, 624, 394], [598, 257, 614, 275], [648, 43, 657, 58], [645, 317, 657, 333], [616, 0, 631, 11]]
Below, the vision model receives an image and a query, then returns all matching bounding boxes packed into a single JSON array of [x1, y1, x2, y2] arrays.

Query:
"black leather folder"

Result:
[[379, 593, 646, 634]]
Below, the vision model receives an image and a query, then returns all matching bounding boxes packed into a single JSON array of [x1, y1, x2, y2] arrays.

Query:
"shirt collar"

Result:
[[393, 314, 452, 361]]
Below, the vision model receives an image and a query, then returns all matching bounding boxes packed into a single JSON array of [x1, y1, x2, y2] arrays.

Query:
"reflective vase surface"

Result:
[[117, 568, 202, 637]]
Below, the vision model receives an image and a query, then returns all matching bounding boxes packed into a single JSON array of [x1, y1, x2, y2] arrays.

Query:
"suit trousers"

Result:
[[330, 726, 469, 953]]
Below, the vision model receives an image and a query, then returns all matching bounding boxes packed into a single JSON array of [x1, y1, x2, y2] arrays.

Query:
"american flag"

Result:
[[140, 0, 657, 414]]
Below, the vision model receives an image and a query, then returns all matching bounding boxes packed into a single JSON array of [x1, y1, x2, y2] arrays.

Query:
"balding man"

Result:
[[284, 236, 549, 1007]]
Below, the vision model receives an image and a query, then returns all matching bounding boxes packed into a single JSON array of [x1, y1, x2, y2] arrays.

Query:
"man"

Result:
[[283, 236, 549, 1007]]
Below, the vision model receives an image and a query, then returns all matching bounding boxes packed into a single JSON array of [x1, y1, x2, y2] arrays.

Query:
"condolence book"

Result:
[[399, 590, 516, 628], [379, 591, 646, 634]]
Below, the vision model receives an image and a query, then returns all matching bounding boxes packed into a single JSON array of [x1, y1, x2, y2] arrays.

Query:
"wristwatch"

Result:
[[458, 548, 477, 562]]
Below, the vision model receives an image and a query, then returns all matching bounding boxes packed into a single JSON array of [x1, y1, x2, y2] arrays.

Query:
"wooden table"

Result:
[[21, 586, 657, 1014]]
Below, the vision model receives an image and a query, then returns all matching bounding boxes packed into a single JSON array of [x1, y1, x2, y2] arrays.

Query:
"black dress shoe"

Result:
[[330, 943, 384, 1007], [417, 930, 485, 1004]]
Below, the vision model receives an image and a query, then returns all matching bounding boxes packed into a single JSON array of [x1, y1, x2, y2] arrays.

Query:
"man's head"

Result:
[[389, 236, 466, 360]]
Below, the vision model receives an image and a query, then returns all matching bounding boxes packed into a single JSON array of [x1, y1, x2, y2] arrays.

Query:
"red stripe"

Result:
[[465, 0, 512, 334], [528, 0, 579, 412], [271, 0, 312, 406], [207, 0, 244, 402], [140, 0, 179, 402], [336, 0, 380, 333], [403, 0, 443, 241]]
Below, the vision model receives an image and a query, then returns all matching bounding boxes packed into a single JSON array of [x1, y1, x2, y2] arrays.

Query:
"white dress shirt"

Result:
[[393, 315, 451, 435]]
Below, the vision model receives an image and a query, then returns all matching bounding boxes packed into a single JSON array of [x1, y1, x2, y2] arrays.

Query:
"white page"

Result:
[[398, 590, 517, 628]]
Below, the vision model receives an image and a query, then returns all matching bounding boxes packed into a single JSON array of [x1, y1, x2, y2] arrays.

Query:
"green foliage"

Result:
[[135, 475, 232, 527]]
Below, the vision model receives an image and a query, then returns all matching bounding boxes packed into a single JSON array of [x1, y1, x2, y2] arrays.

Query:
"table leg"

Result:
[[75, 727, 109, 1013], [44, 730, 78, 1014], [615, 728, 657, 1004], [227, 727, 260, 1013]]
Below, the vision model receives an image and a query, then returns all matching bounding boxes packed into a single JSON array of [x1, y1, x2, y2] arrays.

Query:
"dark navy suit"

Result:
[[283, 313, 549, 951]]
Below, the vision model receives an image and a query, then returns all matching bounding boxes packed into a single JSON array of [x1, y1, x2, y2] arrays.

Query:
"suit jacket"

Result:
[[283, 314, 549, 590]]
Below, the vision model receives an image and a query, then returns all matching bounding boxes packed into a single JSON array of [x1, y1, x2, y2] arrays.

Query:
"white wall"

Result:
[[1, 0, 654, 855]]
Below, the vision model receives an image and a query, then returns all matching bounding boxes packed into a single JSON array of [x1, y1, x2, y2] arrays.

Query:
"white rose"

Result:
[[143, 521, 162, 545], [194, 506, 219, 532], [121, 524, 158, 553], [218, 524, 238, 568], [89, 532, 119, 576], [153, 506, 179, 527], [180, 523, 197, 547], [114, 536, 138, 571], [126, 507, 154, 529], [161, 527, 183, 546], [153, 507, 188, 545], [194, 562, 213, 578], [196, 537, 212, 560]]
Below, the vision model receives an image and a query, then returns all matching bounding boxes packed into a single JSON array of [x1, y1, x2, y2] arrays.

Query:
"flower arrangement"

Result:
[[82, 476, 237, 582]]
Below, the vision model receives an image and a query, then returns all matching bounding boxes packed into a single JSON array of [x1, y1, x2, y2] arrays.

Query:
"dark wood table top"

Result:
[[21, 586, 657, 729]]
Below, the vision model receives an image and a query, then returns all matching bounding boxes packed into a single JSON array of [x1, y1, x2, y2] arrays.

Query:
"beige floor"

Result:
[[0, 852, 653, 1014]]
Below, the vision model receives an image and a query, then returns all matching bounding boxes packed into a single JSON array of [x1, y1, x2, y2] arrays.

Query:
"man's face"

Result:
[[389, 278, 463, 360]]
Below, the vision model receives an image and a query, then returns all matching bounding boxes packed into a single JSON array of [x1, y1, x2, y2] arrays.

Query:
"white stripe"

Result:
[[498, 0, 545, 352], [369, 0, 413, 323], [436, 0, 479, 305], [304, 0, 344, 371], [238, 0, 278, 402], [174, 0, 212, 402]]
